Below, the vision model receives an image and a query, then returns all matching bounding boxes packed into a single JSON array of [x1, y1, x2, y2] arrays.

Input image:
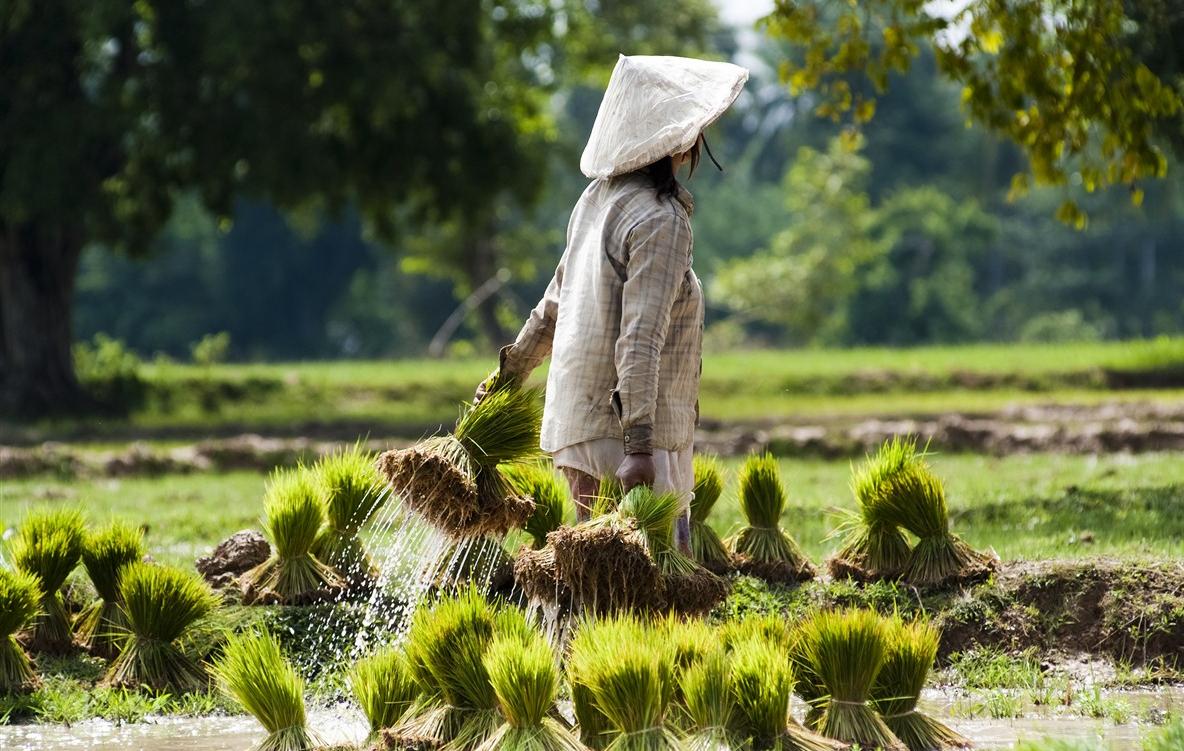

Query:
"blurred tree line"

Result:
[[77, 34, 1184, 360]]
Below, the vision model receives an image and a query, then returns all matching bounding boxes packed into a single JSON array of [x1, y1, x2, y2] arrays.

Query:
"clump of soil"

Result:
[[195, 530, 271, 589]]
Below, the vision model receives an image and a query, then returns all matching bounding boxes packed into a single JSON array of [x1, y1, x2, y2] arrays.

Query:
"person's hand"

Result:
[[616, 453, 655, 491], [472, 369, 501, 405]]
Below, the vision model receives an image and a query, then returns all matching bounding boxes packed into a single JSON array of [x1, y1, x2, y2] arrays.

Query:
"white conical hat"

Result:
[[580, 54, 749, 179]]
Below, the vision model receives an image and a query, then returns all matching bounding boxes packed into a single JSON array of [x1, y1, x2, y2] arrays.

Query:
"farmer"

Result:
[[475, 54, 748, 552]]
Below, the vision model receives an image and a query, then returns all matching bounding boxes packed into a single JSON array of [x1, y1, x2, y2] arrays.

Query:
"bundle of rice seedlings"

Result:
[[105, 562, 220, 693], [500, 462, 572, 549], [398, 587, 514, 749], [76, 520, 146, 658], [880, 467, 997, 589], [214, 629, 318, 751], [378, 386, 543, 539], [720, 613, 793, 653], [566, 613, 679, 751], [871, 618, 971, 751], [351, 647, 421, 736], [793, 609, 905, 751], [726, 454, 815, 584], [622, 487, 729, 617], [828, 437, 918, 582], [478, 630, 583, 751], [10, 508, 86, 653], [241, 466, 344, 604], [0, 568, 42, 693], [689, 455, 731, 574], [679, 647, 743, 751], [729, 637, 845, 751], [312, 442, 387, 586]]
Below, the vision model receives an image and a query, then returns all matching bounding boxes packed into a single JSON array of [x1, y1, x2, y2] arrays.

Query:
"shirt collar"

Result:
[[675, 183, 695, 217]]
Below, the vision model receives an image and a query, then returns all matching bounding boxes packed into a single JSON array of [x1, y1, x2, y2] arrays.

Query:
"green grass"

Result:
[[6, 338, 1184, 440], [4, 452, 1183, 567]]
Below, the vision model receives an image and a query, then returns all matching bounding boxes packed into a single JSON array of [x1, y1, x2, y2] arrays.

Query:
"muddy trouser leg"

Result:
[[675, 513, 691, 555], [560, 468, 600, 523]]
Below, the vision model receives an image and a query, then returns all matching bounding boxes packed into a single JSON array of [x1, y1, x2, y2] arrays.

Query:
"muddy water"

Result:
[[3, 691, 1181, 750]]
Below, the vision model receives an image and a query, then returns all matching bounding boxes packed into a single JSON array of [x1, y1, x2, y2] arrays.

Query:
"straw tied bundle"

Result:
[[379, 386, 544, 539]]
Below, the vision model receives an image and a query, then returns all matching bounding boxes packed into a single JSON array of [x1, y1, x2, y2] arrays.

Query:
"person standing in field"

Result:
[[474, 55, 748, 552]]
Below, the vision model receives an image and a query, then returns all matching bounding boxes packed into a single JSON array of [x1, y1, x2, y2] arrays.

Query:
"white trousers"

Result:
[[550, 438, 694, 512]]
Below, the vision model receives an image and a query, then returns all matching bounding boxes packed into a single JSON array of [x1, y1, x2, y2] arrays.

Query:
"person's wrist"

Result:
[[622, 424, 653, 455]]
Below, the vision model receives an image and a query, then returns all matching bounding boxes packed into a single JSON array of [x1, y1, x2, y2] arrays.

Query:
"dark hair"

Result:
[[641, 138, 702, 200]]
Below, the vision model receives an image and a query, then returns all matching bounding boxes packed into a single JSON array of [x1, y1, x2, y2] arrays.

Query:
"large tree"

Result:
[[0, 0, 552, 415]]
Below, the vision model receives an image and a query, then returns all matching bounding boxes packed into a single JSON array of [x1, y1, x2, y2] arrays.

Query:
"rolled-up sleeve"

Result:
[[612, 212, 691, 454]]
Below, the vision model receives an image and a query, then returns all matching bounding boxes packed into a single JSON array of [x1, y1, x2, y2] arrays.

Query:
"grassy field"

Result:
[[4, 451, 1181, 568], [7, 338, 1184, 442]]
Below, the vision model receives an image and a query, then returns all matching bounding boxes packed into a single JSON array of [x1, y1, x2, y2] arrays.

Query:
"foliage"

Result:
[[106, 562, 219, 693], [350, 647, 419, 735], [72, 334, 147, 408], [77, 520, 147, 657], [763, 0, 1183, 219], [214, 630, 315, 751], [190, 332, 231, 366]]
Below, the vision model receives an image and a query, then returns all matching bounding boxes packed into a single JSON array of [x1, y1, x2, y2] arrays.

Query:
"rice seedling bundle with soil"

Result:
[[478, 630, 584, 751], [0, 568, 42, 693], [689, 455, 731, 574], [378, 386, 543, 539], [727, 454, 816, 584], [871, 617, 971, 751], [729, 637, 845, 751], [241, 466, 344, 605], [793, 609, 905, 751], [828, 437, 919, 582], [214, 629, 317, 751], [312, 442, 387, 587], [105, 562, 220, 693], [351, 646, 421, 736], [878, 466, 997, 589], [398, 587, 523, 749], [620, 486, 729, 617], [500, 462, 573, 549], [76, 520, 146, 658], [566, 613, 680, 751], [10, 508, 86, 654], [679, 647, 743, 751], [431, 535, 516, 596]]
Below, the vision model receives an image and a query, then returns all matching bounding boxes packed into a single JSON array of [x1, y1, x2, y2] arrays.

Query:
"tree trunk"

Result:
[[465, 223, 509, 347], [0, 223, 89, 417]]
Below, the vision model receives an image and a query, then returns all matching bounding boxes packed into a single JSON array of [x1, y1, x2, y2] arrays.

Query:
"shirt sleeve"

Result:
[[613, 211, 692, 454], [500, 251, 566, 378]]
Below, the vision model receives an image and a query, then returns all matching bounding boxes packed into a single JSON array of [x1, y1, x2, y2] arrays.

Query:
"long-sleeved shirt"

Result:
[[500, 171, 703, 455]]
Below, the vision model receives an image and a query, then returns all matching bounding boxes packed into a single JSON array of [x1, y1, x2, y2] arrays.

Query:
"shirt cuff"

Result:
[[622, 424, 653, 455], [498, 344, 522, 382]]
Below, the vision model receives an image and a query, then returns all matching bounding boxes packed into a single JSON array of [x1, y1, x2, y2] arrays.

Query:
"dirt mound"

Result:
[[195, 530, 271, 589], [933, 559, 1184, 666]]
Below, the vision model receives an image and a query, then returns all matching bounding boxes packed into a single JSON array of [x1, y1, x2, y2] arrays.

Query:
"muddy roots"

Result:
[[734, 553, 816, 585], [549, 523, 662, 614], [373, 730, 443, 751], [660, 566, 730, 617], [513, 547, 573, 609], [905, 536, 998, 590]]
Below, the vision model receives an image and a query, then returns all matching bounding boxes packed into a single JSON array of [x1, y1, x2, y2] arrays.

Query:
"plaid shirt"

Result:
[[501, 172, 703, 455]]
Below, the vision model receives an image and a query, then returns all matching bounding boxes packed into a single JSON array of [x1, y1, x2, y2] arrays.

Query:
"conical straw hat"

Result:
[[581, 54, 749, 179]]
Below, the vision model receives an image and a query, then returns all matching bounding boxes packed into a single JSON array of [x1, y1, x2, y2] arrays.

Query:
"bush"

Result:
[[190, 332, 231, 366], [72, 333, 146, 409]]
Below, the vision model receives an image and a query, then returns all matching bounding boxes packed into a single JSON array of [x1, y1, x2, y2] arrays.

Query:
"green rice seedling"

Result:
[[0, 568, 42, 693], [351, 647, 420, 736], [76, 520, 146, 658], [829, 437, 921, 582], [478, 630, 583, 751], [398, 586, 516, 749], [690, 455, 731, 573], [872, 618, 971, 751], [312, 442, 387, 584], [10, 508, 86, 653], [214, 629, 317, 751], [242, 466, 344, 604], [105, 562, 220, 693], [378, 386, 543, 538], [679, 647, 743, 751], [620, 486, 729, 616], [727, 454, 815, 584], [660, 615, 717, 728], [720, 614, 793, 653], [730, 638, 844, 751], [567, 613, 679, 751], [500, 462, 572, 548], [794, 609, 905, 751], [432, 535, 514, 595], [879, 466, 996, 589], [567, 614, 649, 750]]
